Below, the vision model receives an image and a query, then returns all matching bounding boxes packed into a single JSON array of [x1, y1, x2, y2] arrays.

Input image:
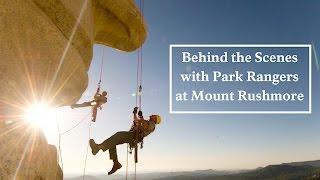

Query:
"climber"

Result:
[[89, 107, 161, 175], [70, 89, 107, 122]]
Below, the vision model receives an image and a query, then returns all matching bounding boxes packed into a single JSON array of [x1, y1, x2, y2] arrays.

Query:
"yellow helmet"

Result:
[[151, 115, 161, 124]]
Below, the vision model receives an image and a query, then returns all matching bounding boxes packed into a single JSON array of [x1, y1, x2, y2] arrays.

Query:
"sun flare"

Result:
[[24, 102, 56, 129]]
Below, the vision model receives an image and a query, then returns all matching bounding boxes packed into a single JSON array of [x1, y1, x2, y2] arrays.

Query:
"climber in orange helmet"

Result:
[[89, 107, 161, 175]]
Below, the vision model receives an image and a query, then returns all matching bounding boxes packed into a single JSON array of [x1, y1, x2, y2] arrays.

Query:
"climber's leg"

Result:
[[91, 106, 98, 122], [89, 131, 134, 155], [71, 102, 92, 108], [100, 132, 134, 175], [89, 139, 101, 155], [100, 131, 135, 152], [90, 140, 122, 175], [109, 146, 118, 161], [108, 146, 122, 175]]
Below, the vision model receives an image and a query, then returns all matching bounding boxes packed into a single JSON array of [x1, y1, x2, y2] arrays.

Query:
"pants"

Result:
[[91, 106, 98, 121], [73, 102, 98, 121], [72, 102, 92, 108], [100, 131, 135, 161]]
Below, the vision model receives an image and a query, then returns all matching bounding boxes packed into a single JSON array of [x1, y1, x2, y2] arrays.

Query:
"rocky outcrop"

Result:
[[0, 0, 146, 107], [0, 120, 63, 180], [0, 0, 146, 179]]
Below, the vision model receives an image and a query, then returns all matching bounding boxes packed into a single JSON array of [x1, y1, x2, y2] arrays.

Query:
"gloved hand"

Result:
[[133, 107, 138, 114], [138, 110, 143, 117]]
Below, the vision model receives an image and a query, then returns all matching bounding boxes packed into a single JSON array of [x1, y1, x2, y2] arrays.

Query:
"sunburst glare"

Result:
[[24, 102, 56, 130]]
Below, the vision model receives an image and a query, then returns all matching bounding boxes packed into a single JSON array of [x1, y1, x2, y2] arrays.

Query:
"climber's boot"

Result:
[[108, 161, 122, 175], [89, 139, 100, 155]]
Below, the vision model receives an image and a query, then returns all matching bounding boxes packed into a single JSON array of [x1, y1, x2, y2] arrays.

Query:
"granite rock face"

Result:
[[0, 121, 63, 180], [0, 0, 146, 179], [0, 0, 146, 108]]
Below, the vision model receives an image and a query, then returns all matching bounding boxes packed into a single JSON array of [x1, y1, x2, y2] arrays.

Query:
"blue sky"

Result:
[[46, 0, 320, 175]]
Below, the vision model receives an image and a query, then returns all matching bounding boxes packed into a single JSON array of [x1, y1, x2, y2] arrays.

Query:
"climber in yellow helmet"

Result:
[[70, 89, 107, 122], [89, 107, 161, 175]]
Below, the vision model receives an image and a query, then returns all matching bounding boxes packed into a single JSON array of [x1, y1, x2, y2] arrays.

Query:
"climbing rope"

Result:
[[51, 0, 106, 177], [55, 45, 106, 180], [55, 1, 148, 178], [55, 111, 91, 179], [135, 160, 137, 180], [97, 46, 105, 91], [135, 49, 141, 107], [82, 121, 92, 180], [81, 47, 106, 179], [125, 145, 128, 180], [128, 1, 145, 180], [136, 0, 145, 110], [55, 111, 64, 171], [81, 46, 106, 180], [138, 1, 144, 110], [60, 112, 91, 136]]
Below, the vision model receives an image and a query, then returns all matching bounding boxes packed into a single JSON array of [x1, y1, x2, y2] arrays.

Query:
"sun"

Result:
[[24, 102, 56, 129]]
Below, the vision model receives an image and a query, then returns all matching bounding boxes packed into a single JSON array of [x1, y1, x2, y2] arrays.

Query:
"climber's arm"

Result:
[[133, 107, 139, 119]]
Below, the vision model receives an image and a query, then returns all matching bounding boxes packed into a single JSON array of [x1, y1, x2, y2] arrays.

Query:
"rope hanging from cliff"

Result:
[[55, 111, 91, 177], [82, 46, 106, 180], [55, 111, 64, 171], [126, 0, 145, 180], [135, 0, 144, 110], [97, 46, 105, 92], [61, 112, 91, 136], [82, 121, 92, 180], [81, 47, 106, 180]]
